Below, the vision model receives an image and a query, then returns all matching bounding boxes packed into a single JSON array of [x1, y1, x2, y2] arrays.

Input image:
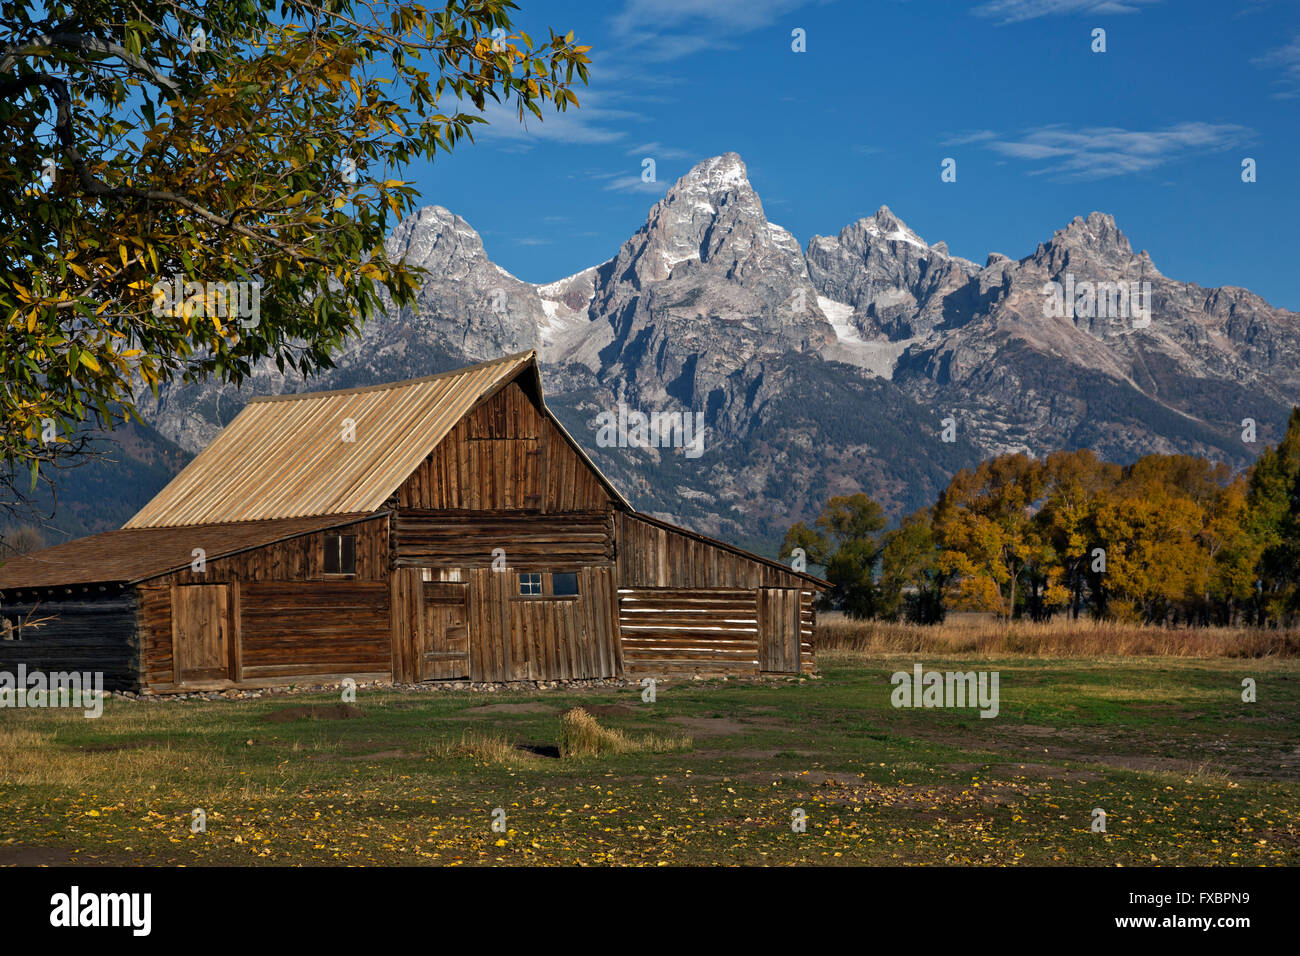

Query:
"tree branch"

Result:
[[0, 32, 180, 94]]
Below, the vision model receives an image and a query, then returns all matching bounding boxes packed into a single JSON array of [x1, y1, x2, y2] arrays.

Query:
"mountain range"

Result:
[[35, 152, 1300, 553]]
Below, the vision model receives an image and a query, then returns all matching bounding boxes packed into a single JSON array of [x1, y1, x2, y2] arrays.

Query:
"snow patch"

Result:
[[817, 295, 916, 378], [862, 219, 930, 252], [662, 249, 701, 269], [535, 264, 597, 298]]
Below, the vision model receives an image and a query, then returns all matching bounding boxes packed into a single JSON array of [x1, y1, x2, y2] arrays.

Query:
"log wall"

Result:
[[0, 592, 140, 691], [391, 511, 615, 570], [618, 588, 760, 677]]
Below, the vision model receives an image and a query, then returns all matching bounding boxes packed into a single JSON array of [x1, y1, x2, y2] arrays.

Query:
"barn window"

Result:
[[551, 572, 579, 596], [324, 533, 357, 575], [518, 572, 542, 596]]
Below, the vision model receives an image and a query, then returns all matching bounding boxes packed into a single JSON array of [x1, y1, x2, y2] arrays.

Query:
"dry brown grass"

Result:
[[814, 612, 1300, 658], [429, 730, 541, 766], [559, 708, 692, 759]]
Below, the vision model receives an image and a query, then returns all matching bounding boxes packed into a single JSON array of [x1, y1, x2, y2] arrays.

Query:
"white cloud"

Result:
[[603, 175, 669, 194], [1253, 34, 1300, 98], [972, 0, 1162, 24], [612, 0, 816, 34], [609, 0, 830, 62], [468, 94, 644, 147], [942, 130, 1000, 146], [625, 141, 693, 160], [964, 122, 1250, 180]]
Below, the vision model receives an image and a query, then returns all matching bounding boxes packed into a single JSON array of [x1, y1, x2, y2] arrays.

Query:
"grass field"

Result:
[[1, 649, 1296, 866]]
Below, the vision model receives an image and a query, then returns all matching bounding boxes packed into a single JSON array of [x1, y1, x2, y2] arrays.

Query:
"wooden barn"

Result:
[[0, 352, 826, 692]]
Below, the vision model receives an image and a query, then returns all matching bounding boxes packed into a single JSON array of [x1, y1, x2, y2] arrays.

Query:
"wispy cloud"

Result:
[[958, 122, 1250, 180], [1253, 34, 1300, 98], [972, 0, 1162, 24], [603, 175, 669, 194], [612, 0, 817, 34], [942, 130, 1000, 146], [625, 141, 693, 160], [467, 92, 645, 148], [610, 0, 829, 62]]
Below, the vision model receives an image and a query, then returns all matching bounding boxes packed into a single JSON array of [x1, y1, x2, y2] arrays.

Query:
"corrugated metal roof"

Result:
[[126, 351, 539, 528], [0, 514, 374, 590]]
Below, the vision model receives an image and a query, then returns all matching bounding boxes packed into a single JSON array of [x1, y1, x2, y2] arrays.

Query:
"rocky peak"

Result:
[[1031, 211, 1159, 278], [386, 204, 488, 271], [612, 152, 803, 284], [805, 207, 979, 340]]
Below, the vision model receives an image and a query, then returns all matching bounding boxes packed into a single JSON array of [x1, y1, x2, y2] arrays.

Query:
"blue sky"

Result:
[[403, 0, 1300, 308]]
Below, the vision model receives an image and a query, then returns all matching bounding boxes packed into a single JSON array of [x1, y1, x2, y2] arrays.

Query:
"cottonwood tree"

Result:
[[933, 454, 1046, 619], [782, 493, 887, 618], [0, 0, 590, 516]]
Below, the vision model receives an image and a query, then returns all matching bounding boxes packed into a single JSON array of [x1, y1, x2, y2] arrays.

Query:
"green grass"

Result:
[[0, 652, 1296, 866]]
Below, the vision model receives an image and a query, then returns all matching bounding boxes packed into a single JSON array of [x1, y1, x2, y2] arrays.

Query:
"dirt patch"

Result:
[[76, 738, 167, 753], [467, 702, 556, 714], [666, 716, 748, 736], [579, 703, 641, 718], [261, 703, 362, 723]]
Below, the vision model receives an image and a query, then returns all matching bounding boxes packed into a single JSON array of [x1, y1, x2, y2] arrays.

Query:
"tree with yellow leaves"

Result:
[[1, 0, 590, 512]]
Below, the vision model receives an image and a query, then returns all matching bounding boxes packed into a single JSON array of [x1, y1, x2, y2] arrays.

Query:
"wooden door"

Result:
[[173, 584, 233, 684], [757, 588, 802, 675], [420, 582, 469, 680]]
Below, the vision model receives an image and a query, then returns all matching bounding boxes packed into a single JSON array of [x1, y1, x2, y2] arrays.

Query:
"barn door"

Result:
[[173, 584, 234, 684], [420, 582, 469, 680], [757, 588, 802, 675]]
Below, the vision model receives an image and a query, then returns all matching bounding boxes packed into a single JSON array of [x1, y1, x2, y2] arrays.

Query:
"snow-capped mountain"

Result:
[[128, 153, 1300, 548]]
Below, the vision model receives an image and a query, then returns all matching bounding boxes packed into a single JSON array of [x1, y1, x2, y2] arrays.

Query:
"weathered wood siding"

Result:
[[465, 566, 620, 682], [396, 382, 609, 513], [616, 512, 812, 589], [618, 588, 760, 676], [613, 513, 820, 676], [799, 590, 816, 673], [757, 587, 802, 674], [138, 517, 390, 690], [0, 591, 140, 690], [161, 517, 389, 585], [239, 581, 390, 681], [392, 511, 615, 570]]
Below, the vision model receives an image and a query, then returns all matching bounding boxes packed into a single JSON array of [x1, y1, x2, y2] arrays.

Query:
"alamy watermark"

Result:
[[890, 663, 999, 719], [1042, 273, 1151, 331], [151, 277, 261, 328], [0, 665, 104, 718], [595, 403, 706, 458]]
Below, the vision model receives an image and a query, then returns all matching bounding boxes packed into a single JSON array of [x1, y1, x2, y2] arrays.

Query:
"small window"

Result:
[[324, 533, 357, 575], [518, 572, 542, 596], [552, 572, 579, 596]]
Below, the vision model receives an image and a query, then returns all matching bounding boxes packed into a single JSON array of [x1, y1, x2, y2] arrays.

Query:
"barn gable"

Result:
[[394, 379, 615, 513]]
